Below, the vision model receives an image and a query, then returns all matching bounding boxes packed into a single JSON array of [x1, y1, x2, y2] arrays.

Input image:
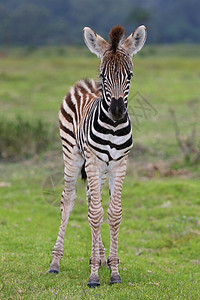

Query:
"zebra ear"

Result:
[[123, 25, 147, 57], [83, 27, 108, 58]]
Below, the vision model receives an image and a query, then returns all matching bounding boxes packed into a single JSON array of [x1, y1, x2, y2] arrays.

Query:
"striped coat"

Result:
[[59, 79, 133, 163]]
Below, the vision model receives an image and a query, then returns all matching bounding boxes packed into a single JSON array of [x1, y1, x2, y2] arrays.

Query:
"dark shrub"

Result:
[[0, 116, 54, 161]]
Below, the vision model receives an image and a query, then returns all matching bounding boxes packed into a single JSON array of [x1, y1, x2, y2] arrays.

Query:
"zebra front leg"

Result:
[[86, 173, 107, 269], [107, 157, 127, 284], [85, 154, 105, 288]]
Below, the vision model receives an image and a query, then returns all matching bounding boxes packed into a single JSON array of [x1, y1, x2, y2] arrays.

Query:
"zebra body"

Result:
[[49, 25, 147, 287]]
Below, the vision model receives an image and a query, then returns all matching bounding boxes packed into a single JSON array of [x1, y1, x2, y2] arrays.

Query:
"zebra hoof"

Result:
[[88, 282, 100, 288], [49, 269, 59, 274], [49, 262, 60, 274], [110, 274, 122, 284], [88, 275, 100, 288]]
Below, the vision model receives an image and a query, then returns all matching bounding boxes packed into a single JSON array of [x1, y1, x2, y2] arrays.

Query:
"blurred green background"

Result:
[[0, 0, 200, 45]]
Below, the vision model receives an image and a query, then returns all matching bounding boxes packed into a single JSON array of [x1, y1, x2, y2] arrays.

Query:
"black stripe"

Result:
[[61, 136, 74, 148], [88, 141, 113, 161], [65, 93, 76, 113], [62, 144, 72, 153], [62, 150, 71, 160], [89, 126, 133, 150], [93, 111, 131, 136], [59, 121, 75, 139], [60, 104, 73, 123]]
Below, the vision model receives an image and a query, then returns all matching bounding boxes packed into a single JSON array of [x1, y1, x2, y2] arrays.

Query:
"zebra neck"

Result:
[[85, 95, 133, 162], [100, 94, 109, 113]]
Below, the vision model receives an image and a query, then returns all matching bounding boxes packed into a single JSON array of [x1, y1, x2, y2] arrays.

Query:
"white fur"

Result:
[[83, 27, 108, 57], [123, 25, 147, 56]]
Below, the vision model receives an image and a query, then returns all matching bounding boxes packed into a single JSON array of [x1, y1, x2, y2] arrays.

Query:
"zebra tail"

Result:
[[81, 162, 87, 181]]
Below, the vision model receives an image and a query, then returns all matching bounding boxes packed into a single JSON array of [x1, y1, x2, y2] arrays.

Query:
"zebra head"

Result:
[[83, 25, 147, 121]]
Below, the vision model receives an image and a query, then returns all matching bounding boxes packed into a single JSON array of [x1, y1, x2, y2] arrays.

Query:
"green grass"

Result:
[[0, 45, 200, 299], [0, 162, 200, 299]]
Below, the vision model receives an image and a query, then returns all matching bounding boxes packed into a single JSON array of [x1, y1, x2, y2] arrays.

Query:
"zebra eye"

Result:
[[127, 73, 133, 80]]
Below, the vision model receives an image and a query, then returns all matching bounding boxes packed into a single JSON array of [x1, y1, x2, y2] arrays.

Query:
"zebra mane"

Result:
[[109, 25, 126, 53]]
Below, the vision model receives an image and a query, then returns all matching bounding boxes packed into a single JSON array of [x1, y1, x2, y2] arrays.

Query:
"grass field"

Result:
[[0, 45, 200, 299]]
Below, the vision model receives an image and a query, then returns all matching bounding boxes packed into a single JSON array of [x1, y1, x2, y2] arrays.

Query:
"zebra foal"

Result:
[[49, 25, 147, 287]]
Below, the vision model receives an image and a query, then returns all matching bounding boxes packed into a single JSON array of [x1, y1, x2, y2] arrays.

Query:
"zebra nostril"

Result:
[[109, 97, 125, 120]]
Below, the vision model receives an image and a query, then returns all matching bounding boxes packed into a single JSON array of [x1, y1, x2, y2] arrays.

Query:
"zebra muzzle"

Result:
[[109, 97, 126, 121]]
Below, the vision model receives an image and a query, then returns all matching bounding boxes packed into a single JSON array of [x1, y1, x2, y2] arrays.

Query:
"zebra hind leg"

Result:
[[49, 152, 83, 274], [49, 188, 76, 273]]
